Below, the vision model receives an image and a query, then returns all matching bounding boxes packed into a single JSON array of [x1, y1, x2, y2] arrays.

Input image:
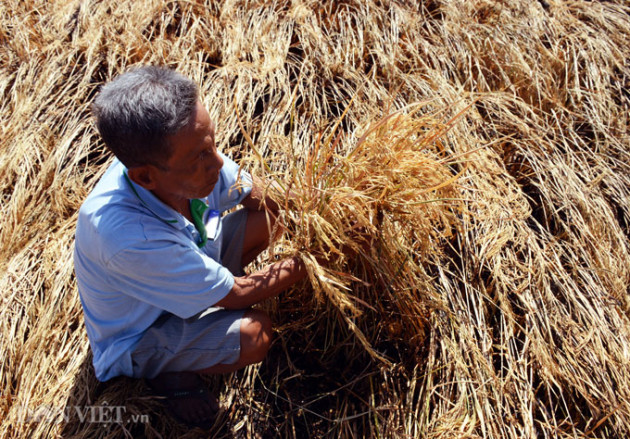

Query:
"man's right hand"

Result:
[[214, 256, 307, 309]]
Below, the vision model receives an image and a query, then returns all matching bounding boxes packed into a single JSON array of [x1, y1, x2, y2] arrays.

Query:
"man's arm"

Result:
[[214, 256, 306, 309], [213, 174, 305, 309]]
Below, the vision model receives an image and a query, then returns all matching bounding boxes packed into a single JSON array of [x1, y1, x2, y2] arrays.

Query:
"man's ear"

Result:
[[127, 165, 158, 190]]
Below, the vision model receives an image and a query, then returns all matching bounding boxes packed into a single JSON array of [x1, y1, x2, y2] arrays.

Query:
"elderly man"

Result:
[[74, 65, 306, 428]]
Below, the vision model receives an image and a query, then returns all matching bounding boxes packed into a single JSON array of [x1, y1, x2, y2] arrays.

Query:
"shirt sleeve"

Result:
[[215, 152, 253, 212], [105, 238, 235, 319]]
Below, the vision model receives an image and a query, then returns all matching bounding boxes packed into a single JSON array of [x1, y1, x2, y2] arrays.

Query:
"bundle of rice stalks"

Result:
[[244, 104, 469, 363]]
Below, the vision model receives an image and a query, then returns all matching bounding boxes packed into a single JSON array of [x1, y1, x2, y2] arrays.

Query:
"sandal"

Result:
[[147, 374, 219, 430]]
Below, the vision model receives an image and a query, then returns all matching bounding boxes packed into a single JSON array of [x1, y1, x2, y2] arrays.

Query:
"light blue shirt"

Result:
[[74, 153, 252, 381]]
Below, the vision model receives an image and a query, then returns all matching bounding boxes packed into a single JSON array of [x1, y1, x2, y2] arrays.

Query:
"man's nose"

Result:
[[208, 150, 223, 171]]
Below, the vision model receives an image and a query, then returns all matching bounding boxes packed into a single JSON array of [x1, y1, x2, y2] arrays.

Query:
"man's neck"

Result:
[[151, 190, 192, 222]]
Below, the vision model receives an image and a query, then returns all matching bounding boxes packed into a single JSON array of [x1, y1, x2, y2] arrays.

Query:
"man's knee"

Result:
[[240, 309, 272, 365], [241, 210, 275, 266]]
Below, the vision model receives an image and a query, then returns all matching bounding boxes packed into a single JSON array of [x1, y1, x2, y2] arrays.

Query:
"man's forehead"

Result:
[[193, 101, 215, 133]]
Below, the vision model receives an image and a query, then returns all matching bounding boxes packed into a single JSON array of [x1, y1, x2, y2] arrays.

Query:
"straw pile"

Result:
[[1, 0, 629, 438]]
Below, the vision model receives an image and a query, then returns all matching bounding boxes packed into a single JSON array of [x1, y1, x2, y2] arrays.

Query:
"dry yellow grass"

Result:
[[1, 0, 629, 438]]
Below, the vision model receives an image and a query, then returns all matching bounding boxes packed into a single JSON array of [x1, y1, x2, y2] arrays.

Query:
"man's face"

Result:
[[152, 101, 224, 202]]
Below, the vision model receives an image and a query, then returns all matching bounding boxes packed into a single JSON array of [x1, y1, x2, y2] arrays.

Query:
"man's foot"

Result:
[[146, 371, 219, 430]]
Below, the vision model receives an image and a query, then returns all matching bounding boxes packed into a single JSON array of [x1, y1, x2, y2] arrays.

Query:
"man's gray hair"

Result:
[[92, 66, 199, 169]]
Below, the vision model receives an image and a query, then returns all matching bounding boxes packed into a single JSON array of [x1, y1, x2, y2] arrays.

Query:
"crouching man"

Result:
[[74, 65, 306, 429]]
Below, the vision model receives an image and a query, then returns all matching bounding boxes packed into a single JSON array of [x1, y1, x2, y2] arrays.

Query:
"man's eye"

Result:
[[200, 147, 215, 160]]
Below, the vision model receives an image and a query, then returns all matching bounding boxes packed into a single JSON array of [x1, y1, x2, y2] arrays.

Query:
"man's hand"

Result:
[[214, 256, 307, 309], [240, 175, 281, 214]]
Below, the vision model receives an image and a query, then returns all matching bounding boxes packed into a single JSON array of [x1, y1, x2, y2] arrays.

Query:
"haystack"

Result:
[[1, 0, 629, 438]]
